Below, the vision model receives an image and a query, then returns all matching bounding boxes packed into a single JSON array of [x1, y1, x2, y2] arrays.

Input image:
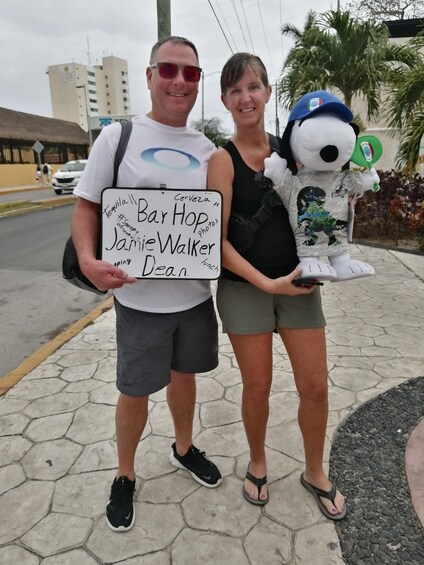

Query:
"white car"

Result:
[[52, 159, 87, 195]]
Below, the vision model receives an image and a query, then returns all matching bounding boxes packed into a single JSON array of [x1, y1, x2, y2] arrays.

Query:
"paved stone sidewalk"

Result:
[[0, 244, 423, 564]]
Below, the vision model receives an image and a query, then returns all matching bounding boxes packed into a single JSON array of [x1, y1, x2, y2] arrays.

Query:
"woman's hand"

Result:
[[262, 267, 317, 296]]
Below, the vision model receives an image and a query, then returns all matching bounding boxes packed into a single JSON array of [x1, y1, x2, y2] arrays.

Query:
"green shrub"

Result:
[[354, 171, 424, 250]]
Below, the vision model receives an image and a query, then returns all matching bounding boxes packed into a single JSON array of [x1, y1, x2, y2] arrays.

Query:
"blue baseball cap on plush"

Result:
[[288, 90, 353, 123]]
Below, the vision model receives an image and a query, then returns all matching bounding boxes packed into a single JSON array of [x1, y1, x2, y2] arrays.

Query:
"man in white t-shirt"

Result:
[[72, 36, 221, 532]]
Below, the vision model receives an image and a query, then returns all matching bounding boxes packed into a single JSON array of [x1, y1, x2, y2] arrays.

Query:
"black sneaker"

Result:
[[170, 443, 222, 488], [106, 476, 136, 532]]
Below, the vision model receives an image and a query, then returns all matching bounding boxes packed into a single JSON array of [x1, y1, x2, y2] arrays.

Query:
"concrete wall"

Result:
[[0, 164, 60, 188]]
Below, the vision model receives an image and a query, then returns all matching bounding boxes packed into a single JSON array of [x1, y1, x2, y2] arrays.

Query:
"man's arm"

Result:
[[72, 197, 136, 291]]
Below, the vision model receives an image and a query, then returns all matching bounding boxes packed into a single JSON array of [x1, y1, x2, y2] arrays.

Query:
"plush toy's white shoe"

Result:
[[329, 253, 375, 281], [298, 258, 337, 281]]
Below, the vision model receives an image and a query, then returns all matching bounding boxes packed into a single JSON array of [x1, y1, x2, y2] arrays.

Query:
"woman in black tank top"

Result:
[[220, 138, 298, 281], [207, 53, 346, 519]]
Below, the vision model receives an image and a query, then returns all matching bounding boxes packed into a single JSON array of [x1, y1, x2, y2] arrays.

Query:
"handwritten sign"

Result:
[[101, 188, 222, 279]]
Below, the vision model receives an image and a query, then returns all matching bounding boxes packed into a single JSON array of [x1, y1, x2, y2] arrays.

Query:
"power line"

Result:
[[230, 0, 249, 51], [207, 1, 283, 87], [239, 0, 255, 53], [216, 0, 239, 52], [256, 0, 275, 76], [206, 0, 234, 54], [279, 0, 285, 67]]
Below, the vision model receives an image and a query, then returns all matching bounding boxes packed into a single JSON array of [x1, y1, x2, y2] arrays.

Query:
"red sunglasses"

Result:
[[150, 62, 202, 83]]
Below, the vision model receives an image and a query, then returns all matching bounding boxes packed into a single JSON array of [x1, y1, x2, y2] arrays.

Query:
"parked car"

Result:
[[52, 160, 87, 195]]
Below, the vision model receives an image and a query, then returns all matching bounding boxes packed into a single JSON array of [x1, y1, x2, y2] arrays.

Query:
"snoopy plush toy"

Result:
[[264, 90, 380, 281]]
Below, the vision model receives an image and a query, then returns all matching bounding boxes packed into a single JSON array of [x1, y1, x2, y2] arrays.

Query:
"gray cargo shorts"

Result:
[[115, 297, 218, 396]]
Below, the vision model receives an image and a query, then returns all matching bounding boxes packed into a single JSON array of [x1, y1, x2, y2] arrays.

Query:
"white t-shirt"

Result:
[[74, 115, 216, 313]]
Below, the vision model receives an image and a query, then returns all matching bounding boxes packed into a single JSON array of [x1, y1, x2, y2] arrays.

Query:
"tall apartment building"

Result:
[[47, 55, 131, 133]]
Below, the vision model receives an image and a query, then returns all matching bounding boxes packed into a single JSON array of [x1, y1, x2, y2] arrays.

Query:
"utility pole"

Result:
[[275, 83, 280, 137], [157, 0, 171, 39]]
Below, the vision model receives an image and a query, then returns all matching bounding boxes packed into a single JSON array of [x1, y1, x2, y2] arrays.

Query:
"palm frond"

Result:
[[395, 108, 424, 172], [278, 9, 421, 123]]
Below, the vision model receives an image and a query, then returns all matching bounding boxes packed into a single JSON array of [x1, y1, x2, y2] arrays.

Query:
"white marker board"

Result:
[[101, 187, 222, 279]]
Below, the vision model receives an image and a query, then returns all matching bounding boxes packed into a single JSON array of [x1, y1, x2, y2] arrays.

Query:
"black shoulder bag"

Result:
[[228, 134, 282, 255], [62, 119, 133, 294]]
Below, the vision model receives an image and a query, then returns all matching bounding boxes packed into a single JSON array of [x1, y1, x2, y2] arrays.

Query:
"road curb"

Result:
[[0, 184, 49, 196], [0, 296, 114, 396], [0, 195, 76, 218]]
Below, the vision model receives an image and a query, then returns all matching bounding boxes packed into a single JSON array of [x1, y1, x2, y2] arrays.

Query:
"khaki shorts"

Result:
[[216, 279, 326, 334], [115, 297, 218, 397]]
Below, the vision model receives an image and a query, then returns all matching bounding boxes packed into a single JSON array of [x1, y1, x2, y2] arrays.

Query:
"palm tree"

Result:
[[386, 33, 424, 172], [279, 10, 419, 120]]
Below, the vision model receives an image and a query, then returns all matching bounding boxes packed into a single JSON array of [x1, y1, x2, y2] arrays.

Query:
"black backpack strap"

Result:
[[249, 189, 282, 230], [248, 133, 282, 229], [112, 119, 133, 187], [62, 119, 133, 294], [253, 133, 280, 188], [268, 133, 280, 155]]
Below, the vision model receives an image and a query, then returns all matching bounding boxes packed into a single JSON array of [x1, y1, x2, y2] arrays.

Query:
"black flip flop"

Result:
[[243, 467, 269, 506], [300, 472, 347, 520]]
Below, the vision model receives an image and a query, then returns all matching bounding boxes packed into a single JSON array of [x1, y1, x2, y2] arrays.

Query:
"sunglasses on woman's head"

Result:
[[150, 62, 202, 83]]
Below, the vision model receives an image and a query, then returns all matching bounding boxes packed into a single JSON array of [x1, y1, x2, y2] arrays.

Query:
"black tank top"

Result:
[[222, 139, 298, 281]]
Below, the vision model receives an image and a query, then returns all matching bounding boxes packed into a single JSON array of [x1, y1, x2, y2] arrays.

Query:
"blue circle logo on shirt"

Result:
[[140, 147, 201, 171]]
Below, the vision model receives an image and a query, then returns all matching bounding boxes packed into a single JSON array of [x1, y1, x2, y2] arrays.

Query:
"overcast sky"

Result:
[[1, 0, 338, 134]]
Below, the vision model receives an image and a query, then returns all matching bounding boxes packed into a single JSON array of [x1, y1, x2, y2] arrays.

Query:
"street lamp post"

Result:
[[274, 83, 280, 137], [76, 84, 93, 146], [201, 71, 221, 135]]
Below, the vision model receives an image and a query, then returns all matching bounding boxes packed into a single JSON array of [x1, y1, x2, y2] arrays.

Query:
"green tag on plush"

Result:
[[350, 135, 383, 167]]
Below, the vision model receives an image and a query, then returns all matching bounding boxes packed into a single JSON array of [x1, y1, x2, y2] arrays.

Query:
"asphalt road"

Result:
[[0, 204, 108, 377], [0, 186, 59, 204]]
